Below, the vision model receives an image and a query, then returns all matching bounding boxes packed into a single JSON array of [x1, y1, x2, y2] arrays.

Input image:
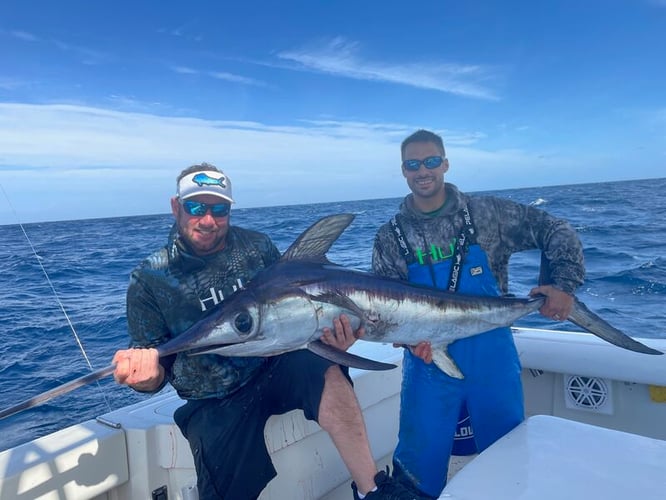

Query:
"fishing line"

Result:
[[0, 183, 113, 413]]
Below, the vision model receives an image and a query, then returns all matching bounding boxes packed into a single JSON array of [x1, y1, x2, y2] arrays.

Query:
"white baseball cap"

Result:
[[177, 170, 234, 203]]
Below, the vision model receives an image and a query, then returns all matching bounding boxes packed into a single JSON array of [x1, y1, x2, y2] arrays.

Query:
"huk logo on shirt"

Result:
[[414, 238, 457, 265], [198, 278, 245, 311]]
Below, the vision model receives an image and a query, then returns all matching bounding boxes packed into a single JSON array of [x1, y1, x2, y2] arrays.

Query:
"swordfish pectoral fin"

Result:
[[311, 291, 366, 321], [431, 346, 464, 379], [307, 340, 397, 371], [568, 298, 663, 355]]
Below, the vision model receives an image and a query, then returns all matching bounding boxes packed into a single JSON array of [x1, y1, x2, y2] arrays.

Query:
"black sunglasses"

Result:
[[402, 156, 445, 171], [181, 200, 231, 217]]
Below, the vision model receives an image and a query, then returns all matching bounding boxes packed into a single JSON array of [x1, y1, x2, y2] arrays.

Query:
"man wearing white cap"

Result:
[[112, 163, 415, 500]]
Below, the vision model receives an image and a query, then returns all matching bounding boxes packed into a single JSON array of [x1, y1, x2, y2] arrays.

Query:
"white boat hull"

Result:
[[1, 328, 665, 500]]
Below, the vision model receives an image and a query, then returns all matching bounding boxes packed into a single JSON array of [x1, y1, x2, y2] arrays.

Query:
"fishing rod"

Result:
[[0, 184, 114, 418]]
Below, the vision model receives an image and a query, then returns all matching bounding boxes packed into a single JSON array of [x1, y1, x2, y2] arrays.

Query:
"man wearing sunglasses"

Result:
[[112, 163, 415, 500], [371, 130, 585, 498]]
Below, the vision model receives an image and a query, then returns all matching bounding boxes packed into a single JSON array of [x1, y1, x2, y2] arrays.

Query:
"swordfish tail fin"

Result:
[[0, 364, 116, 421], [568, 298, 663, 355]]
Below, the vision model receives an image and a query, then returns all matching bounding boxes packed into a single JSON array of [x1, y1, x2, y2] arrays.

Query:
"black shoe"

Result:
[[351, 467, 421, 500]]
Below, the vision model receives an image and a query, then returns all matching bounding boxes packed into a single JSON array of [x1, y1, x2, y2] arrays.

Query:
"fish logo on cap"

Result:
[[192, 173, 227, 188]]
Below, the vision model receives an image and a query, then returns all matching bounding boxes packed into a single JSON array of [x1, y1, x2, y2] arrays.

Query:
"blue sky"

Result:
[[1, 0, 664, 224]]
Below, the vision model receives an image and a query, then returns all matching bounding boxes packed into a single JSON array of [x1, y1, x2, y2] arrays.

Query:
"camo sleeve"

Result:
[[372, 224, 408, 280], [471, 196, 585, 295], [125, 251, 173, 393], [126, 261, 172, 349]]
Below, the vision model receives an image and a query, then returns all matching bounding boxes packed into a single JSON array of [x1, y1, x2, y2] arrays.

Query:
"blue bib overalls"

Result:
[[392, 243, 525, 497]]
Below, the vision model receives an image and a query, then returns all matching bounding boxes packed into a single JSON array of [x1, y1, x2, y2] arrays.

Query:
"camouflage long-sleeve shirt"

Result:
[[372, 183, 585, 295], [126, 224, 281, 400]]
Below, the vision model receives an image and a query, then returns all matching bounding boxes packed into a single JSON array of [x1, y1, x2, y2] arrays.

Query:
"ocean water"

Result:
[[1, 178, 665, 452]]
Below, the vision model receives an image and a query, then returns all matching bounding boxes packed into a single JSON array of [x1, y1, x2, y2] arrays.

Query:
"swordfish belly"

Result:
[[300, 270, 545, 346]]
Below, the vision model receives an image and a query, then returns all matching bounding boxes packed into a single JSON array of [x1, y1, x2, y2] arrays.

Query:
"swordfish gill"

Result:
[[0, 213, 661, 420], [163, 213, 662, 379]]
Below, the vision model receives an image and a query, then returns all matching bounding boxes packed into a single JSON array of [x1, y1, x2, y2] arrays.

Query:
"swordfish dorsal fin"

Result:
[[281, 213, 356, 261]]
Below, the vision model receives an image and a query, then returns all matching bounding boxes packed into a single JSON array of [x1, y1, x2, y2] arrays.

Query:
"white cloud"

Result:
[[0, 77, 27, 90], [2, 28, 109, 65], [208, 71, 267, 87], [277, 37, 500, 100], [9, 30, 40, 42], [170, 65, 268, 87], [0, 102, 648, 225], [171, 65, 199, 75]]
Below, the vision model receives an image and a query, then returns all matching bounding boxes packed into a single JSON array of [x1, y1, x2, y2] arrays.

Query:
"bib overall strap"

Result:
[[447, 205, 477, 292], [390, 215, 440, 286], [389, 215, 417, 265]]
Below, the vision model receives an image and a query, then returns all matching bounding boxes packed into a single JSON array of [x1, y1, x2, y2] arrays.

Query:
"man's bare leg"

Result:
[[318, 365, 378, 495]]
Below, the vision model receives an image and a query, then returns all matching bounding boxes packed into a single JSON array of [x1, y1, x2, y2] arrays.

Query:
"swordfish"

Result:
[[0, 213, 661, 421], [163, 213, 662, 379]]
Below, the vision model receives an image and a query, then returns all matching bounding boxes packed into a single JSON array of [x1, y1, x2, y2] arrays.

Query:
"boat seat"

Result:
[[440, 414, 666, 499]]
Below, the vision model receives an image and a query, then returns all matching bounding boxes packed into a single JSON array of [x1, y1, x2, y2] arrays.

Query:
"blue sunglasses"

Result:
[[181, 200, 231, 217], [402, 156, 445, 171]]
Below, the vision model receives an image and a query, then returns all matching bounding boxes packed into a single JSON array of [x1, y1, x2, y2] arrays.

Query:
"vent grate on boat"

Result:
[[564, 375, 614, 415]]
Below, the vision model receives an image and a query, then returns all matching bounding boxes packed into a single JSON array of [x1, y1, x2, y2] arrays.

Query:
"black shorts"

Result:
[[173, 350, 351, 500]]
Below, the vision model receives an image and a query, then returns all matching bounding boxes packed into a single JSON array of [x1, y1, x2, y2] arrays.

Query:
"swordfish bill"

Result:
[[1, 213, 661, 421]]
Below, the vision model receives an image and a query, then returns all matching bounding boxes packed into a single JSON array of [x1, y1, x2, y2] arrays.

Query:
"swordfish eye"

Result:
[[233, 310, 253, 335]]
